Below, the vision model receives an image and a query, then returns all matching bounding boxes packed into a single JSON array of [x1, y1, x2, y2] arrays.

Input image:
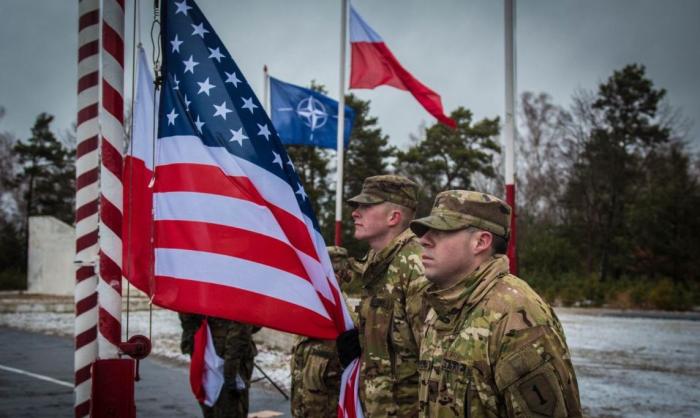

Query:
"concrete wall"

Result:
[[27, 216, 74, 295]]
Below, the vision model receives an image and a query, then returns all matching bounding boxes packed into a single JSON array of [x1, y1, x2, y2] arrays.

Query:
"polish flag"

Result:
[[189, 319, 225, 407], [349, 5, 456, 128]]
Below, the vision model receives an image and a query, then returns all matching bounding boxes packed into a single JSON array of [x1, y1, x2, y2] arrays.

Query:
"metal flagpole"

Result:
[[263, 65, 269, 112], [335, 0, 348, 246], [504, 0, 518, 274]]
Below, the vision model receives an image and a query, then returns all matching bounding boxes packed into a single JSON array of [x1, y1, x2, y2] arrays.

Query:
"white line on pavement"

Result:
[[0, 364, 73, 388]]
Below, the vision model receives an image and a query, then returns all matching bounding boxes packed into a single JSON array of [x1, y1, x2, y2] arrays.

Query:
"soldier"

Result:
[[290, 246, 359, 418], [336, 175, 430, 418], [180, 314, 259, 418], [409, 190, 582, 418]]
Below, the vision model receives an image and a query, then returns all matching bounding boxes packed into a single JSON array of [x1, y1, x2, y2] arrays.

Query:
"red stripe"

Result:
[[99, 250, 122, 286], [76, 200, 98, 224], [98, 307, 121, 346], [76, 230, 98, 252], [77, 135, 98, 158], [78, 71, 99, 94], [76, 167, 98, 190], [76, 292, 97, 315], [155, 164, 318, 260], [153, 276, 338, 340], [78, 9, 99, 31], [115, 0, 125, 10], [100, 136, 123, 178], [156, 220, 311, 282], [77, 103, 98, 126], [102, 23, 124, 68], [75, 364, 92, 386], [76, 326, 97, 349], [75, 400, 90, 418], [102, 81, 124, 124], [76, 265, 95, 282], [99, 197, 122, 240], [78, 40, 99, 63]]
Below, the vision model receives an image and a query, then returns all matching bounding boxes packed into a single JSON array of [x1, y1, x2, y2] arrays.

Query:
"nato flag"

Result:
[[270, 77, 355, 149]]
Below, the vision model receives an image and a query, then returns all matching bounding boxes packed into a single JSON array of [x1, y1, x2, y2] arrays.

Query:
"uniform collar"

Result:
[[362, 228, 416, 287], [425, 255, 510, 327]]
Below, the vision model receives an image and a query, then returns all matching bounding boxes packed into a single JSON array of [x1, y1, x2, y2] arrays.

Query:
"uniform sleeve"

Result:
[[223, 322, 257, 378], [490, 310, 582, 418], [178, 313, 202, 355], [391, 241, 430, 417]]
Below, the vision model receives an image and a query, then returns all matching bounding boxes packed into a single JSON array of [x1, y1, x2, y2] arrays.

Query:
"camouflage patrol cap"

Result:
[[347, 175, 418, 209], [410, 190, 512, 238]]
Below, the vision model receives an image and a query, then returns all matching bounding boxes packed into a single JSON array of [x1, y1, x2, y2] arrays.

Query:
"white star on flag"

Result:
[[184, 94, 191, 111], [170, 34, 183, 53], [183, 55, 199, 74], [208, 47, 225, 63], [172, 74, 180, 90], [257, 123, 271, 141], [174, 0, 192, 16], [191, 22, 209, 38], [229, 127, 248, 146], [194, 115, 205, 133], [295, 183, 308, 201], [197, 78, 215, 96], [286, 158, 296, 172], [225, 71, 241, 87], [166, 108, 178, 126], [213, 101, 232, 120], [241, 97, 257, 114], [272, 151, 283, 168]]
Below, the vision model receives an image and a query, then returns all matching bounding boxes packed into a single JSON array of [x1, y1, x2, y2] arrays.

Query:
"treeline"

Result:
[[0, 112, 75, 289], [1, 64, 698, 309]]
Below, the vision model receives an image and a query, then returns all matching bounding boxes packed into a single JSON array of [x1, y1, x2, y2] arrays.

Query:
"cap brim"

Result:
[[347, 193, 385, 207], [409, 214, 469, 237]]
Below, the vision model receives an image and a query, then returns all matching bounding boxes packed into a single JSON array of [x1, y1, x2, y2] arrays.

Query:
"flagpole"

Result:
[[335, 0, 348, 246], [263, 65, 269, 112], [504, 0, 517, 274]]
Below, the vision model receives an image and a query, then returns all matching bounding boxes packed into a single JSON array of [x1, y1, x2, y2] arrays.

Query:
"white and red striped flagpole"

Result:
[[504, 0, 517, 274], [75, 0, 101, 416], [97, 0, 125, 359]]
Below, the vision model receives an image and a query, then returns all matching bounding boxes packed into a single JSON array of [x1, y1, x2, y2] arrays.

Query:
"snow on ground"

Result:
[[0, 309, 292, 391], [2, 308, 700, 417]]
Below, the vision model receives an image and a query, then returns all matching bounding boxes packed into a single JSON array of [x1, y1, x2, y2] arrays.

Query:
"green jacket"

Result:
[[357, 228, 430, 418], [418, 255, 582, 418]]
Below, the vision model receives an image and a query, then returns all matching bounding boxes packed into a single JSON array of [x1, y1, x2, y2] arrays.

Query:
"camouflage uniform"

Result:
[[410, 191, 582, 418], [349, 175, 431, 418], [180, 314, 259, 418], [290, 246, 359, 418]]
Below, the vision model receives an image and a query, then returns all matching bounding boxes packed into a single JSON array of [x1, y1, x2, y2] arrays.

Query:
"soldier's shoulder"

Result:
[[480, 274, 554, 323], [389, 236, 425, 284]]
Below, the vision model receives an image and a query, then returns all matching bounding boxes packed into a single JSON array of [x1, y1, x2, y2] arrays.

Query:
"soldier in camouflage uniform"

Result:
[[409, 191, 582, 418], [337, 175, 430, 418], [180, 314, 259, 418], [290, 246, 360, 418]]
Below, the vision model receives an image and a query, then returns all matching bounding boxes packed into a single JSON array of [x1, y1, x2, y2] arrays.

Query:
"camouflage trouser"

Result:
[[290, 338, 341, 418], [199, 355, 254, 418]]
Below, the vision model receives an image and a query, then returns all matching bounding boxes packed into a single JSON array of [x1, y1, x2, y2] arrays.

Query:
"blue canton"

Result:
[[159, 0, 319, 228]]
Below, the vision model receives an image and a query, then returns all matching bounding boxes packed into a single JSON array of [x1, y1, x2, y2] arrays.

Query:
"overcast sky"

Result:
[[1, 0, 698, 153]]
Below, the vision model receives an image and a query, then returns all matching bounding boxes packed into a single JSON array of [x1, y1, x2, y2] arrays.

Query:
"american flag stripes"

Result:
[[124, 2, 362, 414]]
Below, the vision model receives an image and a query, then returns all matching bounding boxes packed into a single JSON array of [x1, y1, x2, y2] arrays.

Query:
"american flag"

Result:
[[125, 2, 363, 414], [125, 0, 354, 339]]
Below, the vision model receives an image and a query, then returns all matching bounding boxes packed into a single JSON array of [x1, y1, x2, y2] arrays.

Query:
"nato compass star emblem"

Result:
[[278, 95, 330, 142]]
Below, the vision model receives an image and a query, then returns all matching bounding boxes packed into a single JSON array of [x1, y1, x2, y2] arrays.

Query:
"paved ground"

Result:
[[0, 327, 290, 418]]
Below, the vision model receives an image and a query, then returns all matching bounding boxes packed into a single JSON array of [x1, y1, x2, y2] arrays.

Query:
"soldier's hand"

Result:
[[223, 374, 247, 394], [336, 328, 361, 368]]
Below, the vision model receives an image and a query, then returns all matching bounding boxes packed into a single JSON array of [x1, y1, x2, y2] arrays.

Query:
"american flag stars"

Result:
[[160, 0, 316, 214]]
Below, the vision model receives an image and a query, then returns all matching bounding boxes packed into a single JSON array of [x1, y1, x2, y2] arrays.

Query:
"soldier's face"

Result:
[[351, 202, 392, 245], [418, 228, 477, 288]]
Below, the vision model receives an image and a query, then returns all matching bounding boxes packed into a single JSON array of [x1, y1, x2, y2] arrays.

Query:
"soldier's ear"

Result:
[[474, 230, 493, 255], [386, 208, 402, 227]]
